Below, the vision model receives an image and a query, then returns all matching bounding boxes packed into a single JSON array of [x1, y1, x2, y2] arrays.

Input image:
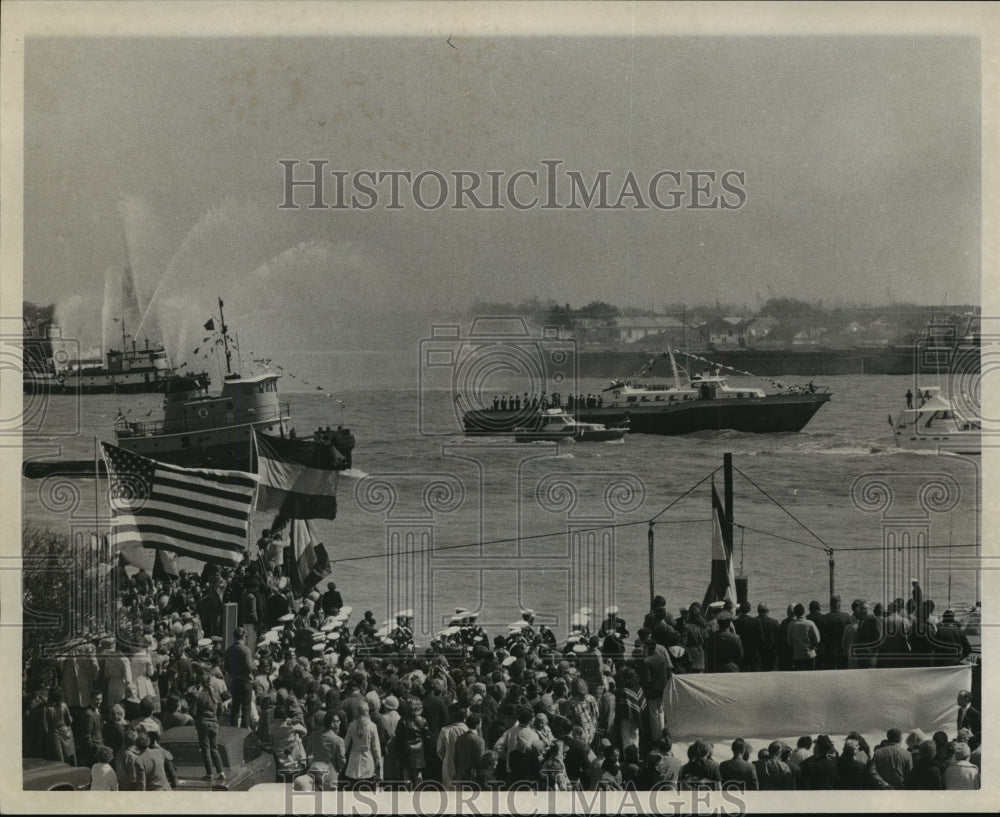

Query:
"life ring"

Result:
[[197, 407, 209, 419]]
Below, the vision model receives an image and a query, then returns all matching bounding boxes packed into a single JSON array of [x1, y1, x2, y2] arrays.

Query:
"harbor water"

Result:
[[21, 366, 981, 641]]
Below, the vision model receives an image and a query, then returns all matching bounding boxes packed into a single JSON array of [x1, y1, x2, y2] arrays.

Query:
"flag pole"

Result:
[[647, 521, 655, 604]]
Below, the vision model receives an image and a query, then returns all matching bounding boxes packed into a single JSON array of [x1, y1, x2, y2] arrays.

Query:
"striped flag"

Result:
[[101, 443, 258, 566], [703, 481, 737, 609], [287, 518, 331, 594], [253, 430, 346, 524]]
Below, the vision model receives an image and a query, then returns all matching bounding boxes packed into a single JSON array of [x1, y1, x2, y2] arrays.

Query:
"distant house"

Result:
[[703, 317, 752, 348], [792, 327, 829, 346], [744, 316, 779, 346], [614, 315, 686, 345]]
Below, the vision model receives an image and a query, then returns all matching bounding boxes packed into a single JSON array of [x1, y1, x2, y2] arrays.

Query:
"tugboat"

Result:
[[890, 386, 980, 454], [22, 298, 354, 478], [23, 318, 180, 395], [462, 347, 830, 436], [513, 408, 627, 443]]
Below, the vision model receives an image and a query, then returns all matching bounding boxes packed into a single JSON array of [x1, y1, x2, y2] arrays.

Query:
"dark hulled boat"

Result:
[[463, 349, 830, 436]]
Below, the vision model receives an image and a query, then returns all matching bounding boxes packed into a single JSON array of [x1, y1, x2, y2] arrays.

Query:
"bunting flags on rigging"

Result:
[[703, 481, 737, 609], [101, 443, 258, 566]]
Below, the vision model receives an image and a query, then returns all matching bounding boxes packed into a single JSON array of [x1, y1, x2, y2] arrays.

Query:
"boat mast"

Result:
[[666, 345, 683, 389], [218, 297, 233, 376]]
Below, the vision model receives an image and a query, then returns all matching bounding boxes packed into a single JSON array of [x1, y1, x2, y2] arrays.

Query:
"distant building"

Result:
[[614, 315, 686, 345]]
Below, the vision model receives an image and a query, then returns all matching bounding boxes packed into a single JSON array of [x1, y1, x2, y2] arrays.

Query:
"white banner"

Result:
[[664, 665, 971, 740]]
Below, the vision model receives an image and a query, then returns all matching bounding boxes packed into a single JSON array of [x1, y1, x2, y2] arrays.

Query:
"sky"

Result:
[[23, 31, 981, 359]]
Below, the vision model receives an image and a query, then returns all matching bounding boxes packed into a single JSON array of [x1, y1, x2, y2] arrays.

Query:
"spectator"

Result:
[[906, 740, 944, 790], [943, 742, 979, 790], [787, 604, 820, 671], [42, 686, 76, 765], [453, 713, 486, 786], [437, 705, 470, 789], [90, 744, 118, 791], [719, 738, 759, 791], [837, 739, 868, 790], [870, 728, 912, 789], [192, 669, 226, 782], [798, 734, 839, 789], [343, 702, 381, 789], [680, 739, 722, 791]]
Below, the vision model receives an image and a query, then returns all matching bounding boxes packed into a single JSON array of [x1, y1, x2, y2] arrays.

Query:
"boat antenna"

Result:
[[218, 296, 233, 376], [666, 345, 683, 389]]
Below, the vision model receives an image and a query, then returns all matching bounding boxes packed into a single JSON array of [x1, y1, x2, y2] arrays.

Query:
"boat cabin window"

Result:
[[626, 396, 637, 403], [226, 400, 234, 410], [655, 395, 664, 401]]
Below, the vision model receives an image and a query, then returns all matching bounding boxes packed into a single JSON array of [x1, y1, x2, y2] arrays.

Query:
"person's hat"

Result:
[[340, 606, 353, 617], [182, 622, 194, 631], [395, 608, 414, 619], [668, 645, 686, 659], [262, 631, 280, 643], [473, 635, 485, 643], [604, 605, 619, 616], [570, 613, 588, 626], [501, 655, 517, 667], [327, 631, 340, 641], [707, 601, 725, 611], [572, 643, 588, 654], [578, 606, 592, 615], [278, 577, 290, 589], [508, 621, 529, 630], [211, 635, 223, 643], [180, 611, 193, 620], [454, 607, 469, 615], [438, 626, 461, 637], [313, 632, 326, 642], [197, 637, 212, 648], [279, 613, 294, 623], [522, 609, 535, 617], [383, 695, 399, 711], [943, 609, 956, 621], [381, 637, 395, 646], [321, 622, 336, 632], [448, 614, 466, 624], [313, 643, 325, 653]]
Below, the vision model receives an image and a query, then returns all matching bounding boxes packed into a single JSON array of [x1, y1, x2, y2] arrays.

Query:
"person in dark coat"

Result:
[[756, 604, 780, 671], [719, 738, 759, 790], [933, 610, 972, 665], [956, 690, 981, 738], [706, 614, 743, 673], [733, 603, 763, 672], [905, 740, 943, 790], [836, 739, 868, 789], [820, 596, 853, 669], [798, 735, 839, 790]]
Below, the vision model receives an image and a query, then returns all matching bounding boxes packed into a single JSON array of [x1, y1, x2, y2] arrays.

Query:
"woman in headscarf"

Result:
[[343, 701, 381, 790], [42, 686, 76, 765]]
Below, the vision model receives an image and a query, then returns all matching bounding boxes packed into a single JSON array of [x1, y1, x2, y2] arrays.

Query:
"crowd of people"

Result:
[[21, 555, 982, 793]]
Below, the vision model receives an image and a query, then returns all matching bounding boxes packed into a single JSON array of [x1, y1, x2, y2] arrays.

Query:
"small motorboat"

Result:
[[513, 408, 627, 443], [890, 386, 980, 454]]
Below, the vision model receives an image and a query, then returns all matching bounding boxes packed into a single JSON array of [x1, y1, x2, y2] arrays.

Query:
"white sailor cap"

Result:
[[279, 613, 295, 622], [708, 601, 726, 611], [604, 605, 619, 616], [572, 643, 588, 654], [578, 606, 592, 616], [502, 655, 517, 667]]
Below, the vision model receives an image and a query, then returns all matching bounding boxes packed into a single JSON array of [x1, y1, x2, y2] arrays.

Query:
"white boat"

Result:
[[890, 386, 980, 454], [513, 408, 627, 443]]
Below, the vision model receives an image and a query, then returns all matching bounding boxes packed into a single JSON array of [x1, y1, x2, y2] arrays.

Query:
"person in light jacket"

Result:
[[343, 702, 381, 790]]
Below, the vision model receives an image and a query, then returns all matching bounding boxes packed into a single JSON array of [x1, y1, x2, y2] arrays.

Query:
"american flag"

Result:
[[101, 443, 259, 565]]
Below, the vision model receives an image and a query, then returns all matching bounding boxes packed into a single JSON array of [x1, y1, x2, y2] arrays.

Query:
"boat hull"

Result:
[[464, 393, 831, 436], [24, 370, 176, 395]]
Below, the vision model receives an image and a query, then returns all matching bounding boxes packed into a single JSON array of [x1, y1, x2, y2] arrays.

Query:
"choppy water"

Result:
[[21, 366, 981, 641]]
